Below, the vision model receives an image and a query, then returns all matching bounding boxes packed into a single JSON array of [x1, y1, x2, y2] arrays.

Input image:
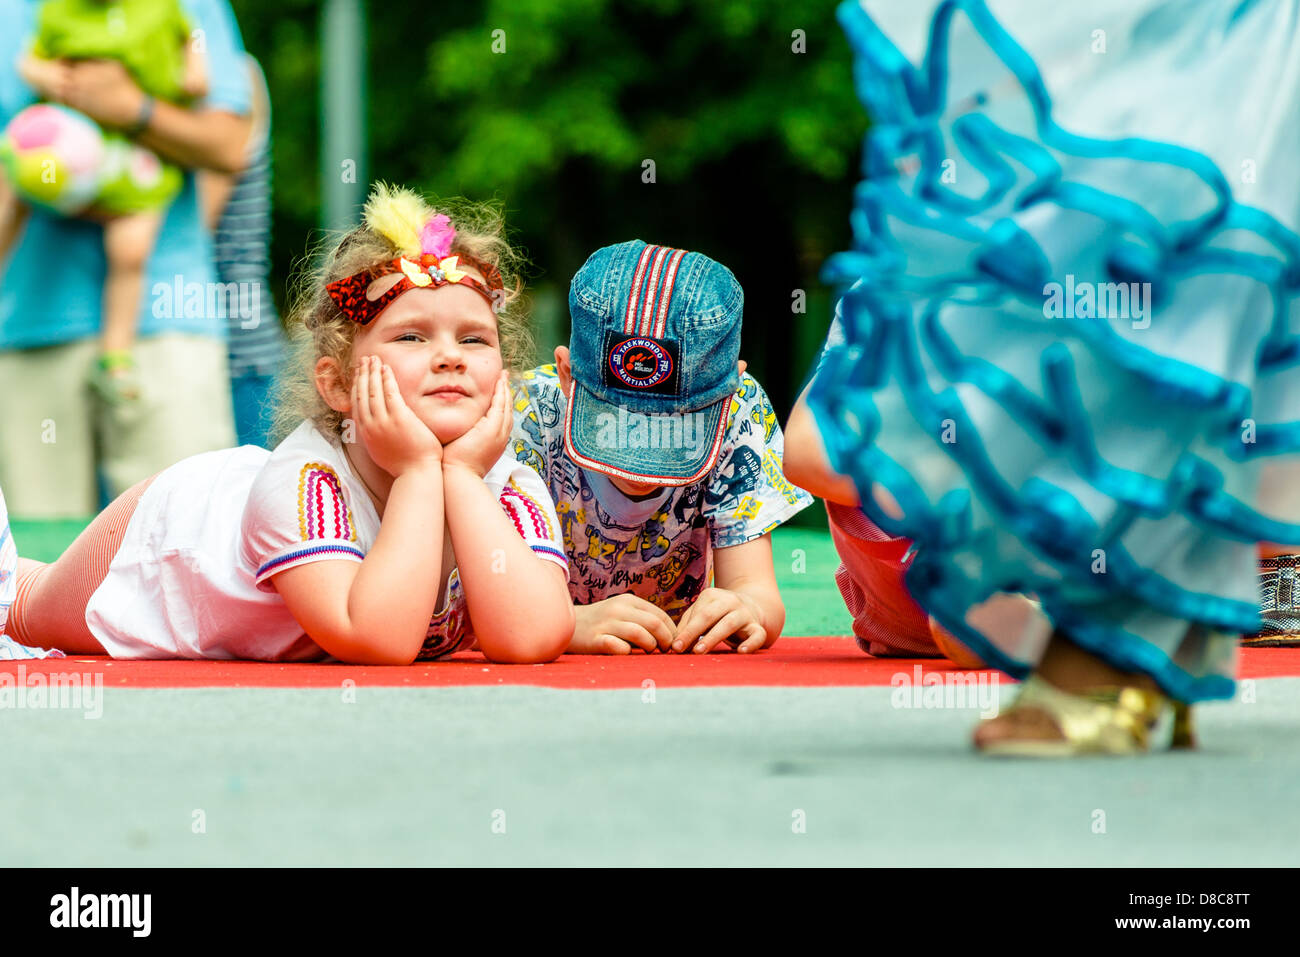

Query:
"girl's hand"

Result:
[[441, 371, 512, 478], [352, 355, 442, 476]]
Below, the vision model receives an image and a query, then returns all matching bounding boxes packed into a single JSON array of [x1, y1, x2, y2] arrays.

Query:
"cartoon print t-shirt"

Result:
[[509, 365, 813, 620]]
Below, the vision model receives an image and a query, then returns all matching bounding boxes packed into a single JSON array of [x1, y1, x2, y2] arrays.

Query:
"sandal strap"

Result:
[[1006, 675, 1173, 755]]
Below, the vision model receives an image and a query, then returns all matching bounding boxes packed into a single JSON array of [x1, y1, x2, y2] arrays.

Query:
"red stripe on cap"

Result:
[[622, 245, 657, 334], [637, 246, 671, 335], [653, 248, 686, 338]]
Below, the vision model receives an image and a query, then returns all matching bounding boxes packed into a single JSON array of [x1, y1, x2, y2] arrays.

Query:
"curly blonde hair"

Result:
[[270, 183, 532, 445]]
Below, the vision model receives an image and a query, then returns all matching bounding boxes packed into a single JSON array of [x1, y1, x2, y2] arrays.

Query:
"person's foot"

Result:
[[973, 699, 1066, 749], [1244, 555, 1300, 647], [972, 631, 1175, 755]]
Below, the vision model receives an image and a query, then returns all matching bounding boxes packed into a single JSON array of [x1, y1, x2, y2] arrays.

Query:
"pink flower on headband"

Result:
[[420, 214, 456, 259]]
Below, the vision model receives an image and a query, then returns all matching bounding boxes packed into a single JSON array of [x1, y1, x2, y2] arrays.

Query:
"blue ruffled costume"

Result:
[[811, 0, 1300, 701]]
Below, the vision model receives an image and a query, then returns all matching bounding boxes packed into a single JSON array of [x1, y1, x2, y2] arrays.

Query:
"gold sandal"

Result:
[[977, 674, 1195, 757]]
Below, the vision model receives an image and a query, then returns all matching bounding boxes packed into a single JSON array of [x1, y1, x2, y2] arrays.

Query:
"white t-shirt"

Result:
[[85, 421, 567, 660]]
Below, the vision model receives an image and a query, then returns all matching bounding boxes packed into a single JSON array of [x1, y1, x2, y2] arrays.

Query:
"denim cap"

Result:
[[564, 240, 743, 485]]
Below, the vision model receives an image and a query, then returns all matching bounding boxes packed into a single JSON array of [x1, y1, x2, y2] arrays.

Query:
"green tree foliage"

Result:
[[233, 0, 866, 426]]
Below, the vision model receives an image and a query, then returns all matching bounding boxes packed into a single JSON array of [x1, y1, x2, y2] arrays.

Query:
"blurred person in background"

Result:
[[1, 0, 210, 406], [0, 0, 251, 518], [200, 53, 287, 449]]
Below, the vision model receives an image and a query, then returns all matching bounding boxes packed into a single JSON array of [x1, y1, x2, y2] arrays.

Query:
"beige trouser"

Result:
[[0, 333, 236, 518]]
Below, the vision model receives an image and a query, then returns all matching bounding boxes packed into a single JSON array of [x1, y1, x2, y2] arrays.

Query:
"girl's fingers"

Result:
[[381, 364, 404, 414], [369, 357, 387, 418], [495, 375, 513, 441], [488, 372, 506, 417], [355, 357, 372, 423]]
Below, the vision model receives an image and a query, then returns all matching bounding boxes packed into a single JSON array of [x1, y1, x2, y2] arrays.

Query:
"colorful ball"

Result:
[[0, 103, 106, 215]]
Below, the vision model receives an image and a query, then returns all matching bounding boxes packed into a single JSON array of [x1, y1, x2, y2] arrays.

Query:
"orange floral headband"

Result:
[[325, 214, 504, 325]]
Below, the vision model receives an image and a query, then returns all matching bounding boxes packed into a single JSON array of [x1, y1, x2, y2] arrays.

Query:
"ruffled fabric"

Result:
[[812, 0, 1300, 701]]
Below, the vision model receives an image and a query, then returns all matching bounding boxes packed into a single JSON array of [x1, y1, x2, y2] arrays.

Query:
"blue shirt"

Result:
[[0, 0, 251, 349]]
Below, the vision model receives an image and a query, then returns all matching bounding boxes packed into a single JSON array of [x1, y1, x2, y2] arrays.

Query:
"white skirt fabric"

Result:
[[812, 0, 1300, 700]]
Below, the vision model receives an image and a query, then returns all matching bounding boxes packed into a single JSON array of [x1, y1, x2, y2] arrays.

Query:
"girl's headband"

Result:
[[324, 214, 505, 326]]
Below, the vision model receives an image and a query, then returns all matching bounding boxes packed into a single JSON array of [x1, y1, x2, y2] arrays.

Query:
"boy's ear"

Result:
[[737, 359, 748, 377], [315, 356, 352, 414], [554, 346, 573, 394]]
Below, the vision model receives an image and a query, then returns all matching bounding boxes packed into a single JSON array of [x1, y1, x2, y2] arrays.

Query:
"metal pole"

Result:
[[321, 0, 367, 230]]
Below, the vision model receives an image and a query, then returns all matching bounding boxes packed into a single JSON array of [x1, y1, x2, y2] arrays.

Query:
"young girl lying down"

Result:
[[5, 183, 574, 664]]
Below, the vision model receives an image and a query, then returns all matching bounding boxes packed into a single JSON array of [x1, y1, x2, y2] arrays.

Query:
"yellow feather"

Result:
[[362, 182, 434, 256]]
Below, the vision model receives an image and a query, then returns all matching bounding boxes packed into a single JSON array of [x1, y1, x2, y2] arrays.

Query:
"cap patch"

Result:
[[604, 332, 680, 394]]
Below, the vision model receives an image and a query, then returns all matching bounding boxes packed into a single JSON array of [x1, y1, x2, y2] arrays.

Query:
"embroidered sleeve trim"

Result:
[[256, 543, 365, 583], [297, 462, 358, 543]]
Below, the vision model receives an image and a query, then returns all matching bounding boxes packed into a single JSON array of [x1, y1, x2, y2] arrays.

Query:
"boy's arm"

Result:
[[674, 535, 784, 654], [783, 382, 862, 507], [268, 465, 446, 665], [60, 60, 250, 173], [673, 373, 810, 654]]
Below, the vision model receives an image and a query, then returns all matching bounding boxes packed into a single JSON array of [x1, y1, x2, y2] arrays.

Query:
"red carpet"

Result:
[[3, 638, 1298, 689]]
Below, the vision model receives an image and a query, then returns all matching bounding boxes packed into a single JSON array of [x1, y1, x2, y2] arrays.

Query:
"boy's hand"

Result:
[[570, 594, 676, 654], [352, 355, 442, 476], [441, 372, 511, 478], [673, 587, 766, 654]]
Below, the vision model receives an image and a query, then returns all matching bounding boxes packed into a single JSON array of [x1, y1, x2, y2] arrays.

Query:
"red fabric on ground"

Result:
[[2, 639, 1298, 689]]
